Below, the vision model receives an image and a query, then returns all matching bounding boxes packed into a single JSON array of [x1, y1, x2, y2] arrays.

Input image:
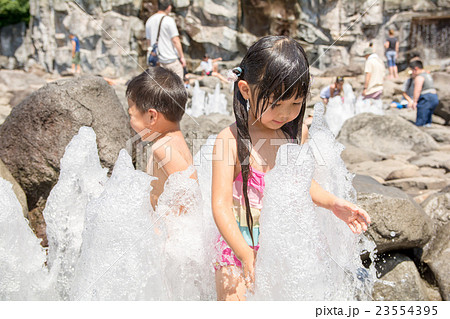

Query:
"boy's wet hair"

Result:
[[126, 67, 187, 123], [232, 35, 310, 247], [410, 60, 423, 69]]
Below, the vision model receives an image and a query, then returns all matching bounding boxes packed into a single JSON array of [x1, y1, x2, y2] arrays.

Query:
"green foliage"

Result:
[[0, 0, 30, 28]]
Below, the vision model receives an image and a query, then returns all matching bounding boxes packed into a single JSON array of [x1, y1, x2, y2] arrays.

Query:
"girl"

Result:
[[211, 36, 371, 301]]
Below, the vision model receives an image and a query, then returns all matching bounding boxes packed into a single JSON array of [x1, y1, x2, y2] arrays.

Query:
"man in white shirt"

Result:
[[362, 46, 385, 100], [145, 0, 186, 79]]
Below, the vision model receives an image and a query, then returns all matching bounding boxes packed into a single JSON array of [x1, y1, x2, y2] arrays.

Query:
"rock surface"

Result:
[[338, 113, 439, 157], [373, 253, 441, 301], [421, 186, 450, 226], [353, 175, 434, 254], [422, 224, 450, 300], [0, 75, 131, 210], [2, 1, 450, 76]]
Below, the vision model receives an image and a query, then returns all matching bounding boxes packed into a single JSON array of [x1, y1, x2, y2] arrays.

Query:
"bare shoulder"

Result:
[[214, 123, 238, 165], [215, 123, 237, 150]]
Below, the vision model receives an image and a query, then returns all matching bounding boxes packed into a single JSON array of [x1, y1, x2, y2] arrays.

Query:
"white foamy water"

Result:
[[324, 84, 384, 136], [249, 103, 375, 300], [186, 81, 228, 117], [0, 178, 55, 300], [0, 115, 375, 300], [43, 127, 108, 300], [70, 149, 164, 301]]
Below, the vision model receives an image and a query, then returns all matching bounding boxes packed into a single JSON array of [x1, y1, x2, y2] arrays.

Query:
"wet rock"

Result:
[[338, 113, 438, 157], [0, 159, 28, 218], [0, 75, 131, 210], [353, 175, 434, 254], [27, 198, 48, 247], [422, 223, 450, 300], [373, 252, 441, 301]]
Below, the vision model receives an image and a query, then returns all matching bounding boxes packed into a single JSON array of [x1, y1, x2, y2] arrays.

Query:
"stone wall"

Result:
[[0, 0, 449, 76]]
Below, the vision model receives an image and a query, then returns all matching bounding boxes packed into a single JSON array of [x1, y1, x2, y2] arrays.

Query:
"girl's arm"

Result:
[[212, 129, 255, 272], [384, 41, 389, 49], [301, 124, 371, 233], [309, 181, 371, 234]]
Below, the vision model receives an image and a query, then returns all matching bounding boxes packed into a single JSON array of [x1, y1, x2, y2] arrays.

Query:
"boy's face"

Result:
[[127, 98, 159, 142]]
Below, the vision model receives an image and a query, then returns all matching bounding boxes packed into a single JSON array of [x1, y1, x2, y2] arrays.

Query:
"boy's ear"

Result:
[[238, 80, 251, 100], [147, 109, 158, 125]]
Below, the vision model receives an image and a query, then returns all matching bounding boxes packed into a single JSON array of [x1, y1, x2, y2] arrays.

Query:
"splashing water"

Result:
[[186, 81, 229, 117], [0, 179, 55, 300], [324, 84, 384, 136], [43, 127, 108, 300], [249, 103, 375, 300], [186, 80, 206, 117], [0, 113, 375, 300]]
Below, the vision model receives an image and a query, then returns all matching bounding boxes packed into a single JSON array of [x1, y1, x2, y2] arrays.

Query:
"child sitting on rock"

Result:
[[126, 67, 193, 209], [200, 55, 229, 84]]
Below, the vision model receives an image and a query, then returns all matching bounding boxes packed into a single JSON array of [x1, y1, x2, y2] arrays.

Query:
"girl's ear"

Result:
[[238, 80, 251, 100]]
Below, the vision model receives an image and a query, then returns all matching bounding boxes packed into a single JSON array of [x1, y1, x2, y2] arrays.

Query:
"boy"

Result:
[[126, 67, 193, 209]]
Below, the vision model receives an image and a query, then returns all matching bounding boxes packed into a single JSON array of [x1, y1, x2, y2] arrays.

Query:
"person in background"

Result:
[[409, 60, 439, 127], [69, 34, 81, 74], [320, 76, 344, 104], [362, 45, 385, 100], [145, 0, 185, 79], [390, 70, 414, 109], [200, 55, 229, 84], [384, 29, 399, 79]]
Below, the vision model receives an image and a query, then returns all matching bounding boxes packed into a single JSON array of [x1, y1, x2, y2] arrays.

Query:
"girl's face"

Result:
[[255, 94, 304, 130]]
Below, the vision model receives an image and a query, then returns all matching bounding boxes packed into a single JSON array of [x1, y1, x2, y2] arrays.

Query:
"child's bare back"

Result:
[[147, 131, 193, 209]]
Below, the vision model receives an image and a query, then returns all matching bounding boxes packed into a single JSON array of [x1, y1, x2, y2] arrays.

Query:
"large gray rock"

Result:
[[338, 113, 439, 157], [0, 75, 131, 209], [0, 159, 28, 218], [373, 253, 441, 301], [353, 175, 434, 254], [422, 223, 450, 300]]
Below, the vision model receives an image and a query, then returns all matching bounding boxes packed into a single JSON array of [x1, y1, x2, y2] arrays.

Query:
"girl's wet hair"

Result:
[[232, 35, 310, 247]]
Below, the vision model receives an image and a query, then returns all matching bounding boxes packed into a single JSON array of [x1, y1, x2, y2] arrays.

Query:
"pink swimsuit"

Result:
[[214, 167, 265, 270]]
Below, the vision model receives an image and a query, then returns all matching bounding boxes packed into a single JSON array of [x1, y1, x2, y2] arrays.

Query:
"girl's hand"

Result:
[[241, 248, 256, 292], [331, 198, 371, 234]]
